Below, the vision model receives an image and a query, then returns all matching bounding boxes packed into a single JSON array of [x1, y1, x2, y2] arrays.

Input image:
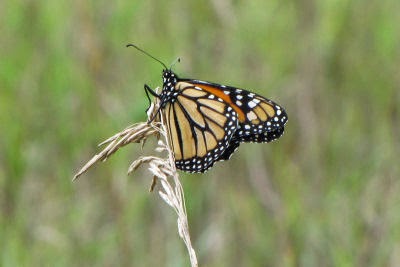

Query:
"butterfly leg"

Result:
[[144, 84, 159, 103], [144, 84, 162, 123], [144, 84, 159, 113]]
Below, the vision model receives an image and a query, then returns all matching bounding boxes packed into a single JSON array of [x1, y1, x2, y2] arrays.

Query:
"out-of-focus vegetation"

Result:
[[1, 0, 399, 266]]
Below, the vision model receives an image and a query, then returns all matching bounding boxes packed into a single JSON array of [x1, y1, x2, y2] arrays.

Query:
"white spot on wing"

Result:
[[248, 101, 257, 108], [247, 111, 257, 121]]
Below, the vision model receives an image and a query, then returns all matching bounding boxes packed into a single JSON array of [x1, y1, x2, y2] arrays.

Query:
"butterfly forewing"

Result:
[[188, 80, 288, 142]]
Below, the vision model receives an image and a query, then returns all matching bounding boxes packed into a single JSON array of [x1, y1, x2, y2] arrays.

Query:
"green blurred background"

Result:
[[1, 0, 400, 266]]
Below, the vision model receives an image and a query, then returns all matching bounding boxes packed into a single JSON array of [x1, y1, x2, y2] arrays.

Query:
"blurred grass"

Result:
[[1, 0, 400, 266]]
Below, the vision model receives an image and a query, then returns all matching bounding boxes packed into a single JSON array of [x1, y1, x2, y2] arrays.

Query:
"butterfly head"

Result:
[[159, 69, 179, 105], [161, 56, 180, 88], [162, 69, 178, 84]]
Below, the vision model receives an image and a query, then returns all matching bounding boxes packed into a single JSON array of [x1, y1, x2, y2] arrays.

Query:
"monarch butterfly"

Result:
[[128, 44, 288, 173]]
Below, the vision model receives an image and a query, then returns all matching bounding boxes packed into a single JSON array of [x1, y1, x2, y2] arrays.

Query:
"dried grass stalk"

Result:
[[73, 92, 198, 267]]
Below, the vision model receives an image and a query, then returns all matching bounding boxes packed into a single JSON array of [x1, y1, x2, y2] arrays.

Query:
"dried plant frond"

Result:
[[73, 90, 198, 267], [73, 122, 160, 180]]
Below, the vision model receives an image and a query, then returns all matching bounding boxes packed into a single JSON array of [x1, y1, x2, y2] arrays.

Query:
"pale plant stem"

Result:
[[73, 95, 198, 267], [158, 111, 198, 267]]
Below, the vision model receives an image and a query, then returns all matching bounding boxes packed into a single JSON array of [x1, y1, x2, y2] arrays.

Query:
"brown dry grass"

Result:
[[73, 93, 198, 267]]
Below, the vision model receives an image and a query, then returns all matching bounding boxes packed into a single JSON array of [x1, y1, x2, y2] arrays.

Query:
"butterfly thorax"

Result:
[[160, 69, 179, 107]]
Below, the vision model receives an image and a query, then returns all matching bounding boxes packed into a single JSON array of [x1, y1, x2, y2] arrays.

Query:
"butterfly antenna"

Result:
[[126, 44, 168, 69], [170, 57, 181, 69]]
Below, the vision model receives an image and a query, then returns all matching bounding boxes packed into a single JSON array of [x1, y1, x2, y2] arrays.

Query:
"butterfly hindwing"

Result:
[[217, 138, 240, 161], [164, 82, 239, 173]]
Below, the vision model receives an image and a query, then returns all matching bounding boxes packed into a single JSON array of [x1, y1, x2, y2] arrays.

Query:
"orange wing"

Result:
[[186, 80, 288, 135]]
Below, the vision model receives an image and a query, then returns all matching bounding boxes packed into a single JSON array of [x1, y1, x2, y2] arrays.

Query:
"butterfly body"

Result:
[[145, 69, 288, 173]]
